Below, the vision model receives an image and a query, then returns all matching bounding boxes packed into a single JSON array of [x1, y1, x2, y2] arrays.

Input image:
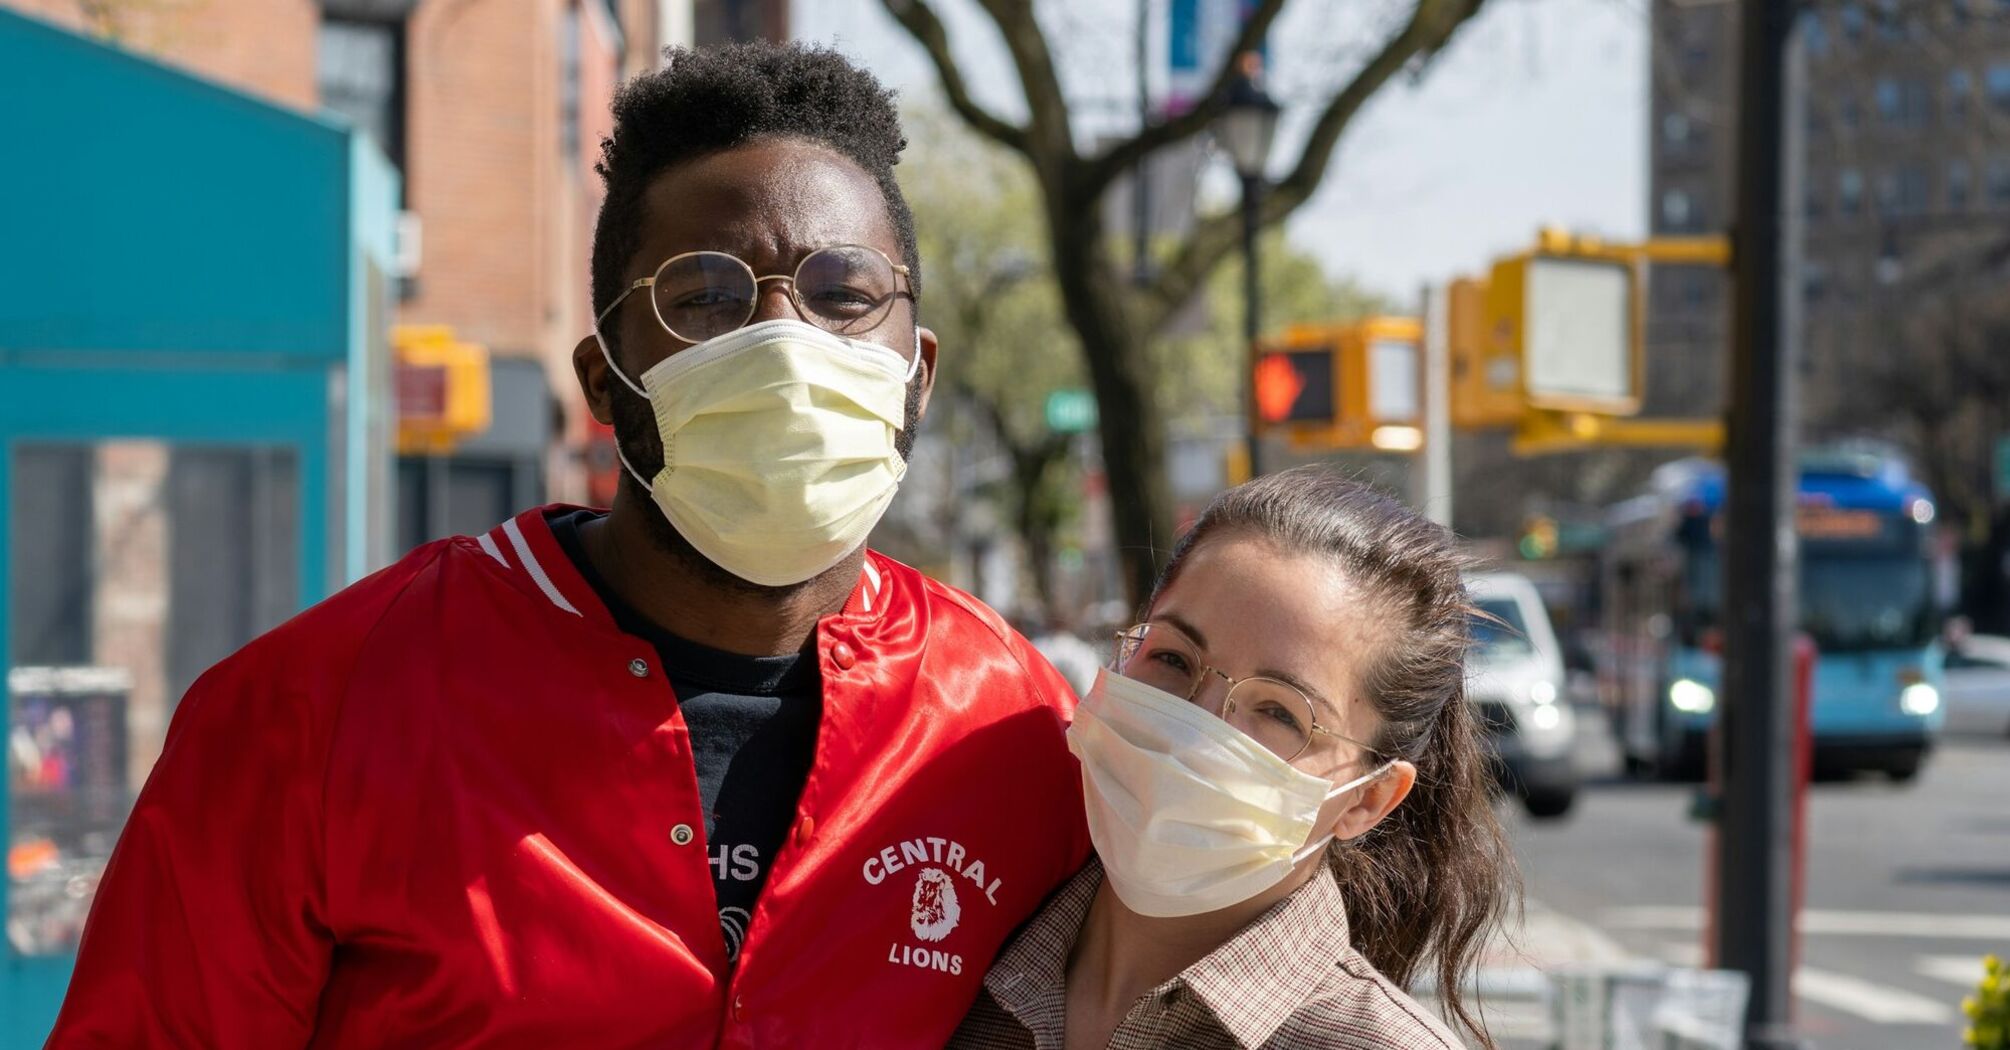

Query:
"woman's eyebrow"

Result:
[[1155, 611, 1208, 650], [1158, 609, 1345, 719], [1257, 667, 1343, 718]]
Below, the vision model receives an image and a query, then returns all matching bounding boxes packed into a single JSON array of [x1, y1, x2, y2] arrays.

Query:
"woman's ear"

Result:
[[1330, 760, 1417, 842]]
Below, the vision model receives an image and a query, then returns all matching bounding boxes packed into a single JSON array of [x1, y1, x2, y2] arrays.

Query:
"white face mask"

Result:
[[596, 318, 919, 588], [1067, 667, 1395, 918]]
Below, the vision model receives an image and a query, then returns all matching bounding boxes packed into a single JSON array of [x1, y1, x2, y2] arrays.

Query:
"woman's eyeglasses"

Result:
[[1114, 622, 1380, 763]]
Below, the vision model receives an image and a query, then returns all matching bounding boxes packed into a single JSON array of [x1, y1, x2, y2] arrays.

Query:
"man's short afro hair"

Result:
[[591, 42, 919, 326]]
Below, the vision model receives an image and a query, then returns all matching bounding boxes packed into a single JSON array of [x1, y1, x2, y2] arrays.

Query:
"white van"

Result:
[[1465, 571, 1579, 818]]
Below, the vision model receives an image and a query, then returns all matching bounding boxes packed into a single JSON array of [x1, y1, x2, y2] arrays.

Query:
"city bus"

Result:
[[1601, 446, 1947, 779]]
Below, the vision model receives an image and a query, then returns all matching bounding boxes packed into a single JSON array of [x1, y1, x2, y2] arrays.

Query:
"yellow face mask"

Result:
[[599, 318, 918, 587]]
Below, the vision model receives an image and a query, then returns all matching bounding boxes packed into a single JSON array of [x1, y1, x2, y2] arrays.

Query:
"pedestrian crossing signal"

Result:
[[1253, 349, 1334, 427]]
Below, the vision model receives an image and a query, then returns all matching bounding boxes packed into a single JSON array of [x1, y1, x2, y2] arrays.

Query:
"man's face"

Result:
[[573, 136, 936, 588]]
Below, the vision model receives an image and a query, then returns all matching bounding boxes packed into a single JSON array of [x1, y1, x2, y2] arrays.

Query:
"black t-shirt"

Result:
[[546, 509, 821, 962]]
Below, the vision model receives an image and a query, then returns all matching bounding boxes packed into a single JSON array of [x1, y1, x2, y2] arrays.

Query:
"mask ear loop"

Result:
[[593, 297, 650, 398], [1297, 759, 1400, 857], [902, 325, 923, 382], [592, 295, 652, 489]]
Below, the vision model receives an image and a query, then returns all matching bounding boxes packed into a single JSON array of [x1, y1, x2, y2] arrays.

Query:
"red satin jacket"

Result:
[[47, 507, 1090, 1049]]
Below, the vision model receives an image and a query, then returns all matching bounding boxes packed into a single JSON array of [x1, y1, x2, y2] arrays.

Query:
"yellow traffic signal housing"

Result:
[[1448, 277, 1522, 428], [1484, 233, 1645, 417], [1251, 317, 1423, 452], [393, 325, 492, 455]]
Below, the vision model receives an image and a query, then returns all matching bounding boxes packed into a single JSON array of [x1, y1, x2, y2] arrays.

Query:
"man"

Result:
[[50, 43, 1088, 1048]]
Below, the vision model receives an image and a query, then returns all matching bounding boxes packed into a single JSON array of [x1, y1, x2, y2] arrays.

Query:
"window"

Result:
[[1874, 0, 1908, 40], [1990, 158, 2010, 206], [1950, 69, 1973, 121], [1950, 160, 1972, 209], [1839, 95, 1862, 130], [317, 18, 406, 172], [1988, 64, 2010, 111], [559, 3, 582, 165], [1875, 78, 1901, 123], [1894, 165, 1930, 215], [1839, 3, 1865, 41], [1663, 111, 1691, 146], [1803, 262, 1830, 304], [1839, 169, 1864, 215], [1876, 78, 1931, 128], [1801, 11, 1829, 57], [1661, 189, 1696, 231]]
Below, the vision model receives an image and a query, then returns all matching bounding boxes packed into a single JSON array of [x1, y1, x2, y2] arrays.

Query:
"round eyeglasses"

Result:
[[1114, 623, 1380, 762], [595, 243, 913, 344]]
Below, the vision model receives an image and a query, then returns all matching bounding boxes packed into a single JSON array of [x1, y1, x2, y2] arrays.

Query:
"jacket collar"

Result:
[[470, 505, 890, 632]]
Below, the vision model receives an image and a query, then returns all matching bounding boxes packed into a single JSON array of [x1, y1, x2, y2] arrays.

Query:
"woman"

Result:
[[951, 467, 1515, 1050]]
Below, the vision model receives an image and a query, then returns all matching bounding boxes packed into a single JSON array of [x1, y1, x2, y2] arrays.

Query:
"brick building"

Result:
[[5, 0, 790, 550]]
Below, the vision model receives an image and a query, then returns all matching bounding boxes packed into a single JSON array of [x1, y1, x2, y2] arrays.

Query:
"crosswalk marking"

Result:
[[1794, 968, 1956, 1026], [1916, 955, 1985, 989], [1651, 941, 1978, 1026], [1602, 905, 2010, 941]]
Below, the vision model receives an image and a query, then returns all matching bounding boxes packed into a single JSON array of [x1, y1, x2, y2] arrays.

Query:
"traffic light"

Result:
[[1253, 348, 1335, 427], [1484, 230, 1644, 418], [393, 325, 492, 454], [1449, 276, 1523, 428], [1519, 514, 1560, 560], [1250, 317, 1423, 452]]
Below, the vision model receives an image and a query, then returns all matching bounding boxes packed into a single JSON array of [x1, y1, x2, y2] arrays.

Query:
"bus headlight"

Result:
[[1669, 678, 1716, 714], [1900, 683, 1940, 716], [1528, 680, 1558, 705]]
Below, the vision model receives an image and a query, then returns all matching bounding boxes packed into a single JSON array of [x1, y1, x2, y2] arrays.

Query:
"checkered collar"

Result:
[[981, 857, 1357, 1049]]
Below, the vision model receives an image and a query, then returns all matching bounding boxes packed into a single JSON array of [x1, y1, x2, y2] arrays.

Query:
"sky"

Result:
[[792, 0, 1648, 307]]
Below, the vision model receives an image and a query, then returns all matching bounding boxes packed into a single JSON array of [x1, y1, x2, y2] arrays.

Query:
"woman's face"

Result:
[[1144, 531, 1416, 842]]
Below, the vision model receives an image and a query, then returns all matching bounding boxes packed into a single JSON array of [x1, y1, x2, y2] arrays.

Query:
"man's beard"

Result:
[[607, 354, 923, 596]]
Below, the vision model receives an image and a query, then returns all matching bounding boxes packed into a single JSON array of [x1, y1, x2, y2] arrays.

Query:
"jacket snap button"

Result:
[[732, 995, 746, 1021], [628, 658, 650, 678], [670, 823, 694, 846], [831, 642, 857, 670], [795, 816, 816, 846]]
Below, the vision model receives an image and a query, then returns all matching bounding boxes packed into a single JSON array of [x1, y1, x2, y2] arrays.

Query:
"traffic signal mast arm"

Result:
[[1511, 410, 1724, 456]]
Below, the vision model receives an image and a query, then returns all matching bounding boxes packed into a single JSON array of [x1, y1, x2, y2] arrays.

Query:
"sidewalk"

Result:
[[1416, 898, 1642, 1049]]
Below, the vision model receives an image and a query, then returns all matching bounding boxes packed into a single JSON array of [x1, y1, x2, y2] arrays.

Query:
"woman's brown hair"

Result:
[[1150, 465, 1518, 1048]]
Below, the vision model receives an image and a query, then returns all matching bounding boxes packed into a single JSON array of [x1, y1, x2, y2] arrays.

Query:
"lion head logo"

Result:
[[910, 867, 961, 942]]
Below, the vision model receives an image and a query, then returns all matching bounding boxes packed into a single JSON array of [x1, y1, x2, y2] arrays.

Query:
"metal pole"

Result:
[[1243, 172, 1264, 478], [1134, 0, 1152, 284], [1714, 0, 1803, 1046], [1419, 283, 1453, 527]]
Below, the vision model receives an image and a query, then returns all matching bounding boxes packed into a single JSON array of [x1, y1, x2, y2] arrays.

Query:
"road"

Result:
[[1497, 705, 2009, 1050]]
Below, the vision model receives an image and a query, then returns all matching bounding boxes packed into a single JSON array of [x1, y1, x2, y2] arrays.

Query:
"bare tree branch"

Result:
[[1079, 0, 1290, 196], [880, 0, 1033, 155], [971, 0, 1078, 161], [1146, 0, 1488, 319]]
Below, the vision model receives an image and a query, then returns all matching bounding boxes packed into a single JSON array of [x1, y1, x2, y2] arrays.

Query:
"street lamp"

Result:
[[1217, 55, 1281, 478]]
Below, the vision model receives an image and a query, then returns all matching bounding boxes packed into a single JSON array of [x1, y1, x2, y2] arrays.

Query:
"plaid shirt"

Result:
[[947, 859, 1466, 1050]]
